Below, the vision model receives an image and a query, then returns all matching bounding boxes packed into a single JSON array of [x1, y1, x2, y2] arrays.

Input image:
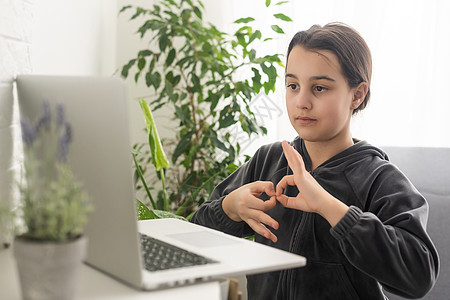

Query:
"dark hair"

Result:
[[287, 23, 372, 114]]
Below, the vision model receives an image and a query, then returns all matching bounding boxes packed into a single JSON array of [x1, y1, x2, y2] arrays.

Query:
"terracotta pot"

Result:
[[13, 236, 87, 300]]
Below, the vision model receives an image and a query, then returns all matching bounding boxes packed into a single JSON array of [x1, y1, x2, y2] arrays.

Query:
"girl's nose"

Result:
[[296, 90, 312, 110]]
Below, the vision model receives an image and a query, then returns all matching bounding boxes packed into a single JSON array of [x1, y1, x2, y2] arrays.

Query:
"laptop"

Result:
[[16, 75, 306, 290]]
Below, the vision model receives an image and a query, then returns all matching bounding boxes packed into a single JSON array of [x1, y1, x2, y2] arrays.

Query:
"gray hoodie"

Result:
[[191, 137, 439, 299]]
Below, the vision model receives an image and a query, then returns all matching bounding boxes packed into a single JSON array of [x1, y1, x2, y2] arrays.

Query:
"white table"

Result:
[[0, 248, 222, 300]]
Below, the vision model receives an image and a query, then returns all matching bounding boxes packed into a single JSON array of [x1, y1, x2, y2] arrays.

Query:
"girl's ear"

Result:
[[351, 82, 369, 110]]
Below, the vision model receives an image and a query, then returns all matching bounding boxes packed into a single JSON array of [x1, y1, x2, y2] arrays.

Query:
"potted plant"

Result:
[[6, 102, 92, 300], [120, 0, 291, 219]]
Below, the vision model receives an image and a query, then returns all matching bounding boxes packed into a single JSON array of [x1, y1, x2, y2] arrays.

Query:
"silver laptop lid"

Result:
[[16, 75, 143, 287]]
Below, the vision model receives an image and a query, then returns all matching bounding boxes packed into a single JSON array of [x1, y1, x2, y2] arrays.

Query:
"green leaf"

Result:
[[266, 0, 271, 7], [275, 0, 289, 5], [234, 17, 255, 24], [191, 73, 201, 92], [131, 7, 147, 20], [261, 63, 277, 82], [138, 49, 153, 57], [180, 8, 191, 21], [138, 98, 170, 171], [172, 131, 194, 163], [136, 199, 153, 220], [149, 58, 155, 72], [153, 72, 161, 90], [193, 6, 202, 19], [166, 70, 174, 82], [249, 49, 256, 61], [249, 30, 262, 44], [227, 163, 239, 173], [219, 113, 236, 129], [121, 59, 136, 78], [172, 75, 181, 86], [159, 34, 169, 52], [165, 81, 174, 100], [271, 25, 285, 34], [210, 136, 228, 152], [209, 93, 221, 111], [176, 56, 194, 68], [138, 58, 146, 71], [150, 210, 187, 221], [239, 114, 259, 135], [165, 48, 176, 66], [134, 71, 141, 83], [273, 13, 292, 22], [119, 5, 132, 14], [152, 4, 161, 14], [145, 72, 151, 87], [251, 68, 262, 93], [145, 71, 162, 90], [175, 105, 192, 125], [260, 125, 268, 135]]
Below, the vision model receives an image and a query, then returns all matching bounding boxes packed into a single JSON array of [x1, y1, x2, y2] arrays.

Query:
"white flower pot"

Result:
[[13, 236, 87, 300]]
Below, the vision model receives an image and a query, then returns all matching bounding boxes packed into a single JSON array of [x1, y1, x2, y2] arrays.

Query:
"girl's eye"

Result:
[[287, 83, 299, 91], [314, 85, 327, 92]]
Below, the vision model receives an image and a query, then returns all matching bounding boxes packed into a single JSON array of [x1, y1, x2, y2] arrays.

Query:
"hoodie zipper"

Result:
[[282, 209, 311, 299], [284, 168, 319, 299]]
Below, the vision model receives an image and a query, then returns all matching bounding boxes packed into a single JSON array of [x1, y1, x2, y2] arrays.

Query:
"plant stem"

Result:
[[133, 153, 157, 209], [160, 169, 169, 211]]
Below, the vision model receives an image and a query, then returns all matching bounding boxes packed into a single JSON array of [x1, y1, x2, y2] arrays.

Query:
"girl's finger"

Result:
[[276, 174, 295, 196], [281, 140, 305, 173], [242, 206, 279, 230], [249, 181, 276, 197], [246, 218, 278, 243], [262, 196, 277, 212], [245, 194, 275, 212], [277, 194, 299, 209], [254, 207, 279, 230]]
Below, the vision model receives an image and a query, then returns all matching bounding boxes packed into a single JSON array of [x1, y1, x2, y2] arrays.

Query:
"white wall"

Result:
[[0, 0, 34, 247], [0, 0, 117, 248], [31, 0, 117, 76]]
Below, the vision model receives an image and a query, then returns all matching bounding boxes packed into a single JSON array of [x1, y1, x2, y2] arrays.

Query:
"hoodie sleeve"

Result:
[[190, 154, 256, 237], [330, 162, 439, 299]]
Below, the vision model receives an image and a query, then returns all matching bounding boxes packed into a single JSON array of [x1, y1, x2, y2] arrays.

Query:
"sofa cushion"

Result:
[[381, 147, 449, 300]]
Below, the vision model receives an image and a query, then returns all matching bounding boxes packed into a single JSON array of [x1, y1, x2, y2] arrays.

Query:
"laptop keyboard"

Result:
[[140, 233, 217, 272]]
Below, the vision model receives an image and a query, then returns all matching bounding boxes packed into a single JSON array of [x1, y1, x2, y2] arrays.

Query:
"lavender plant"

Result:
[[17, 102, 92, 242]]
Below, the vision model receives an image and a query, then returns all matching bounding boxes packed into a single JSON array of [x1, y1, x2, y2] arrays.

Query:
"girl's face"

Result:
[[285, 46, 364, 146]]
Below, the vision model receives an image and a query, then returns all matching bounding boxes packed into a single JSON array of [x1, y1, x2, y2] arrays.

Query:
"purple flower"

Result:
[[56, 104, 65, 127], [21, 101, 73, 164], [35, 101, 51, 133], [58, 123, 72, 163], [20, 120, 36, 147]]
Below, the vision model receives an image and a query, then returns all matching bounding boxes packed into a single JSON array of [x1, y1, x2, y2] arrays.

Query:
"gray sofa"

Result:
[[381, 147, 449, 300]]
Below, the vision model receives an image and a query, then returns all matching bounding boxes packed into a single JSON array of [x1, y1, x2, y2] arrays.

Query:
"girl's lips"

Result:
[[296, 116, 317, 125]]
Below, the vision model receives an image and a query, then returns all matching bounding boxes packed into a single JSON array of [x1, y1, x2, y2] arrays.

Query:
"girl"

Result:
[[191, 23, 439, 299]]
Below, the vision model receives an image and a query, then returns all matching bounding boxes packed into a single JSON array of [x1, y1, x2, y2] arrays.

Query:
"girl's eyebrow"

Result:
[[285, 73, 336, 82], [285, 73, 297, 80], [310, 75, 336, 82]]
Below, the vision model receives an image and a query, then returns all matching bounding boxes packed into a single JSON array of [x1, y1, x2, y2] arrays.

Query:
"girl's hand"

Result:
[[276, 140, 349, 227], [222, 181, 279, 243]]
